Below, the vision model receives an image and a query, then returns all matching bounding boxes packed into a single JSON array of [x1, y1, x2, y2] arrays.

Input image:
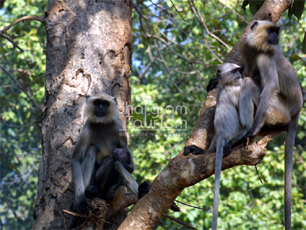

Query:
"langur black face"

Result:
[[86, 92, 118, 123], [93, 99, 110, 117], [247, 20, 280, 52], [230, 67, 243, 80], [267, 26, 280, 45]]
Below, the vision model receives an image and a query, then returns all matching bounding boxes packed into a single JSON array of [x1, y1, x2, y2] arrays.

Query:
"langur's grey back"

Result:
[[208, 63, 245, 153]]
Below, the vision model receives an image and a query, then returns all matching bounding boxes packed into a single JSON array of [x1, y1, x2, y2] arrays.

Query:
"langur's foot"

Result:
[[138, 181, 151, 199], [223, 143, 232, 157]]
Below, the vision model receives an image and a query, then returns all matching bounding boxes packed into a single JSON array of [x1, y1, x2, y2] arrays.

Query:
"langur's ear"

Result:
[[207, 78, 219, 92]]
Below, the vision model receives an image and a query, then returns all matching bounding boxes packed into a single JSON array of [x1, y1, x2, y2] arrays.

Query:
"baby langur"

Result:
[[239, 20, 303, 230], [71, 92, 138, 214]]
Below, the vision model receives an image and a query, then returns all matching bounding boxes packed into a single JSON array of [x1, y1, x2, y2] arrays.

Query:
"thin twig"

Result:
[[92, 213, 108, 224], [169, 0, 186, 22], [175, 200, 208, 211], [0, 34, 24, 52], [0, 15, 45, 35], [152, 40, 201, 103], [139, 44, 167, 79], [62, 210, 87, 218], [218, 0, 248, 24], [63, 210, 66, 230], [1, 117, 39, 128], [158, 220, 168, 230], [163, 214, 197, 230], [0, 63, 42, 110], [255, 165, 264, 184], [63, 210, 89, 230], [134, 2, 202, 103], [134, 3, 206, 67], [188, 0, 230, 58]]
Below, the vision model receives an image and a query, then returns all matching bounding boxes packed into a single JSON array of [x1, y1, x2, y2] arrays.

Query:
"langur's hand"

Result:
[[85, 185, 100, 199], [183, 145, 207, 155], [241, 131, 254, 146], [113, 148, 133, 173]]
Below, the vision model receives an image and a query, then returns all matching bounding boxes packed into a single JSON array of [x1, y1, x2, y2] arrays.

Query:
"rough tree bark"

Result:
[[119, 0, 293, 229], [32, 0, 133, 229]]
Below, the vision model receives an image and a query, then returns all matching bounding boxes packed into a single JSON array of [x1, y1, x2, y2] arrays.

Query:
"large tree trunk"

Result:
[[33, 0, 133, 229], [119, 0, 293, 229]]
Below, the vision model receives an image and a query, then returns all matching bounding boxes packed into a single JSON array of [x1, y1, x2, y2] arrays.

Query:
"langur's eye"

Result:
[[94, 100, 109, 108], [250, 21, 258, 30]]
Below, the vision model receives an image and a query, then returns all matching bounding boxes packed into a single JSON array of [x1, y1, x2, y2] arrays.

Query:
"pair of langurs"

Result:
[[184, 20, 303, 230], [70, 91, 178, 220], [71, 92, 138, 214]]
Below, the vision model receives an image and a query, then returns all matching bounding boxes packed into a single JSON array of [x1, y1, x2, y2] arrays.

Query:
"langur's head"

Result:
[[246, 20, 280, 52], [86, 92, 118, 123], [217, 63, 242, 87]]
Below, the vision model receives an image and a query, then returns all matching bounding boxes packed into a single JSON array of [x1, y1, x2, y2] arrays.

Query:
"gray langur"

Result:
[[184, 63, 246, 230], [71, 92, 138, 214], [239, 20, 303, 229], [210, 63, 246, 230]]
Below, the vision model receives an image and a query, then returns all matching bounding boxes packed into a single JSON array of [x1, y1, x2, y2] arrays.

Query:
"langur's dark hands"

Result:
[[183, 145, 207, 155], [113, 148, 133, 173], [85, 185, 100, 199]]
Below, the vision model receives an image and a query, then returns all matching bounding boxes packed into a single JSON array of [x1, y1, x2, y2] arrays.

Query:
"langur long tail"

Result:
[[212, 137, 226, 230], [284, 116, 299, 230]]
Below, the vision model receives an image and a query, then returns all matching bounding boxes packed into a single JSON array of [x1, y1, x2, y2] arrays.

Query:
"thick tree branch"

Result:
[[0, 15, 45, 35], [119, 0, 293, 229]]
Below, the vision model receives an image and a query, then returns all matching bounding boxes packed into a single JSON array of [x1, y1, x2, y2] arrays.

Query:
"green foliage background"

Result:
[[0, 0, 305, 229]]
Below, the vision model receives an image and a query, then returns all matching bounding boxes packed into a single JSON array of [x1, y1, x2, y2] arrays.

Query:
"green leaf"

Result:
[[292, 0, 305, 20], [242, 0, 249, 11]]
